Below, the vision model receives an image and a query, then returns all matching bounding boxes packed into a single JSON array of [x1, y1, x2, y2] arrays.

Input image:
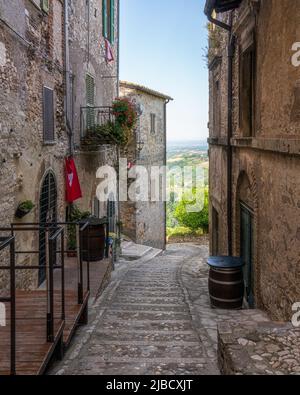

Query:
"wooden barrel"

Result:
[[81, 223, 106, 262], [209, 266, 244, 309]]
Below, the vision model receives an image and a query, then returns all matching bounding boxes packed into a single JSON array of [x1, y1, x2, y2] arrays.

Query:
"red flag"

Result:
[[65, 157, 82, 203], [105, 38, 114, 63]]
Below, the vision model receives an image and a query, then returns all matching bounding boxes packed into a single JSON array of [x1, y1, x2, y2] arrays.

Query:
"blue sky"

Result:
[[120, 0, 209, 142]]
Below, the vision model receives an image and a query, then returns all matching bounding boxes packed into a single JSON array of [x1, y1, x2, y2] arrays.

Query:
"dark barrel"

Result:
[[81, 217, 108, 262], [207, 256, 245, 309]]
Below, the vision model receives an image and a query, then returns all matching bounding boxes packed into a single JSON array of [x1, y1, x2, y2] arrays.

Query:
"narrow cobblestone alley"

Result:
[[50, 243, 220, 375]]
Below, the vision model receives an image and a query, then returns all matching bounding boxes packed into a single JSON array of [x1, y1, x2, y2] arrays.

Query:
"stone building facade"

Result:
[[68, 0, 119, 219], [205, 0, 300, 321], [119, 81, 172, 250], [0, 0, 67, 288], [0, 0, 119, 289]]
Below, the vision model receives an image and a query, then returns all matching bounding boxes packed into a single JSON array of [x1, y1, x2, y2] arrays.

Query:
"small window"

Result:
[[240, 46, 256, 137], [43, 87, 54, 142], [150, 113, 156, 134], [103, 0, 115, 44]]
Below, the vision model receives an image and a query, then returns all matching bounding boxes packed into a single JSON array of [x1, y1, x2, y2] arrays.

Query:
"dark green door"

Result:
[[240, 202, 254, 308]]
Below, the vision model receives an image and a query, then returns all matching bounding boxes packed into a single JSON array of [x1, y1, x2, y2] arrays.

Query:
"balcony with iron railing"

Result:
[[80, 106, 119, 151]]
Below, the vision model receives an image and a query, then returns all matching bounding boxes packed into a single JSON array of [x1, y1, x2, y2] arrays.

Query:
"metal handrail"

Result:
[[0, 225, 65, 375], [9, 221, 95, 305], [0, 235, 16, 375], [80, 106, 116, 140]]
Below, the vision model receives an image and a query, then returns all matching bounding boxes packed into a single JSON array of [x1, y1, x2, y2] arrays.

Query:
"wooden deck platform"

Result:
[[0, 289, 88, 375], [0, 257, 112, 375]]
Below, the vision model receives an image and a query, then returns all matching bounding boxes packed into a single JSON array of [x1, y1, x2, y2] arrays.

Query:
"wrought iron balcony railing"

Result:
[[80, 106, 118, 149]]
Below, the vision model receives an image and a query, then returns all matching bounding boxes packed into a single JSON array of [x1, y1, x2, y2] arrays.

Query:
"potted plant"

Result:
[[15, 200, 35, 219], [67, 206, 91, 257]]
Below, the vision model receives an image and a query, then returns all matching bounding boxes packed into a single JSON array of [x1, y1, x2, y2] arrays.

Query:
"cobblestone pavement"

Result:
[[50, 243, 220, 375]]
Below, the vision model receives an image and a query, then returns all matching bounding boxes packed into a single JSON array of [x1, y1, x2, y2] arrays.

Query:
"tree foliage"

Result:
[[174, 188, 209, 232]]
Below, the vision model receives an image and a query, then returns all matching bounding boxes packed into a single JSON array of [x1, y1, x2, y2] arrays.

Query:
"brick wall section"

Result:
[[208, 0, 300, 320]]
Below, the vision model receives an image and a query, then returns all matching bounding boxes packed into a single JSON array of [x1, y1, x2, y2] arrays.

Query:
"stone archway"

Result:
[[233, 166, 261, 308]]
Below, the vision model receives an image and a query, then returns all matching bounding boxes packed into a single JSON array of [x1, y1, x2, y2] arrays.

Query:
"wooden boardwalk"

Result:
[[0, 256, 112, 375], [0, 289, 88, 375]]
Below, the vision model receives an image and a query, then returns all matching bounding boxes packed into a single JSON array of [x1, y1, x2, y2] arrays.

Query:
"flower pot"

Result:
[[67, 250, 77, 258], [15, 207, 31, 219]]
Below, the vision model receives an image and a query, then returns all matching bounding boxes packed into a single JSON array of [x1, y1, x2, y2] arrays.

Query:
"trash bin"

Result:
[[207, 256, 245, 309], [80, 217, 108, 262]]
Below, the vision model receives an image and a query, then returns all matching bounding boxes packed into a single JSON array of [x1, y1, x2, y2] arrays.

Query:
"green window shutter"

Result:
[[110, 0, 115, 44], [41, 0, 49, 14], [86, 75, 95, 130], [86, 74, 95, 106], [103, 0, 108, 38]]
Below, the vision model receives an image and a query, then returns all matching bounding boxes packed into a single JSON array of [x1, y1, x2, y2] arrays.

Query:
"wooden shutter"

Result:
[[41, 0, 49, 14], [110, 0, 115, 44], [86, 75, 95, 130], [43, 87, 54, 142], [86, 74, 95, 106], [103, 0, 108, 38]]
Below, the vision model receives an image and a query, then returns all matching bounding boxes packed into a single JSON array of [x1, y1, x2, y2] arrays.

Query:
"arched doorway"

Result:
[[39, 171, 57, 285], [236, 172, 255, 308]]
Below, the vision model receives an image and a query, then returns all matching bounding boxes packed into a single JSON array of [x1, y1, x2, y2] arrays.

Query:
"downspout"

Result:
[[164, 99, 170, 250], [205, 6, 235, 256], [116, 0, 121, 250], [64, 0, 73, 156], [117, 0, 120, 97], [227, 13, 234, 256]]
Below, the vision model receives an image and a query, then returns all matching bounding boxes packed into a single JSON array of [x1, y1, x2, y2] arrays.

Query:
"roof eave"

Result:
[[120, 81, 173, 102], [205, 0, 242, 16]]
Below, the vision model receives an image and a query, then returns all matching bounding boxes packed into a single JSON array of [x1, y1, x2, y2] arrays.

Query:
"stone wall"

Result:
[[68, 0, 119, 217], [0, 0, 120, 290], [0, 0, 67, 289], [208, 0, 300, 320], [119, 84, 167, 250]]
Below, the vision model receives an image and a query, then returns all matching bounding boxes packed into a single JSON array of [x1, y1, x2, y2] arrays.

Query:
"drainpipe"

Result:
[[116, 0, 121, 251], [164, 99, 170, 250], [205, 6, 235, 256], [64, 0, 73, 156], [227, 13, 234, 256], [117, 0, 120, 97]]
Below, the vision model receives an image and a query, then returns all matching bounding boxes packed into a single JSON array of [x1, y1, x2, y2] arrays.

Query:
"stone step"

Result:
[[65, 361, 215, 375], [92, 329, 199, 342], [113, 297, 186, 304], [99, 319, 194, 332], [86, 343, 206, 361], [103, 310, 191, 321], [110, 304, 188, 313]]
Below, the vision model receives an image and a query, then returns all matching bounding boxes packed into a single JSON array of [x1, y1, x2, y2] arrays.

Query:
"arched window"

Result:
[[39, 171, 57, 285]]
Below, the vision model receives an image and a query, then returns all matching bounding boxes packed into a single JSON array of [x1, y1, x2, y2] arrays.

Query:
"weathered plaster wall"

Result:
[[119, 86, 167, 250]]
